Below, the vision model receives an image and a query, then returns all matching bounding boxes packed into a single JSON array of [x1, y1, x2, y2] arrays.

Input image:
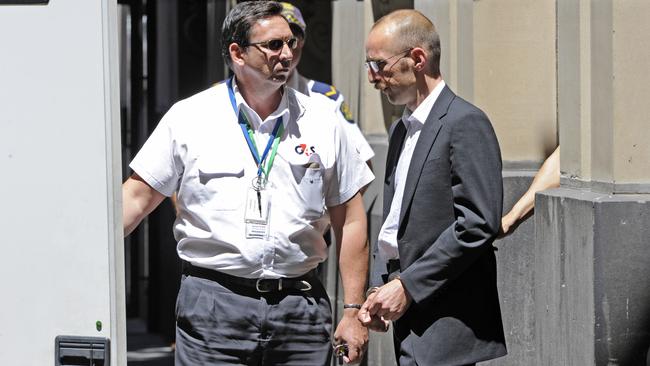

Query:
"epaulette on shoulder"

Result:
[[310, 80, 340, 101]]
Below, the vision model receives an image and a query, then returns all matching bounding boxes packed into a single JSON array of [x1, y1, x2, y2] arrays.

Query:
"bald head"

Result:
[[371, 9, 441, 77]]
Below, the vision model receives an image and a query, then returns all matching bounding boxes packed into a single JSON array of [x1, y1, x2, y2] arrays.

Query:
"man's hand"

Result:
[[333, 310, 368, 364], [500, 211, 518, 236], [359, 279, 412, 324], [358, 291, 390, 332]]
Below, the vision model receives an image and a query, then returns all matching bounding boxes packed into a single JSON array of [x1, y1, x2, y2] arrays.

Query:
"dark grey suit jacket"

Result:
[[371, 85, 507, 365]]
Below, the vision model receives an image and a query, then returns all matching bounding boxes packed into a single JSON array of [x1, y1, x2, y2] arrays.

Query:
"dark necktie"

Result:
[[385, 120, 408, 184], [382, 120, 408, 222]]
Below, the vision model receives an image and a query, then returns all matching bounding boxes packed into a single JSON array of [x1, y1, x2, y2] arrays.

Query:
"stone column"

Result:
[[419, 0, 558, 164], [559, 0, 650, 193], [536, 0, 650, 364], [332, 0, 387, 136]]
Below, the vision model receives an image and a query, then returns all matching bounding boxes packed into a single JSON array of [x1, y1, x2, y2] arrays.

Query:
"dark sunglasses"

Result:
[[365, 48, 413, 73], [243, 37, 298, 52]]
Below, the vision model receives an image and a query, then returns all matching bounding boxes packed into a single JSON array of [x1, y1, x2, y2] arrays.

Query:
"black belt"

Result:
[[183, 262, 314, 293]]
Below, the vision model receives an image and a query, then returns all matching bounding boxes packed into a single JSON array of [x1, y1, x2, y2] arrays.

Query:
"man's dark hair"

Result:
[[221, 1, 284, 68]]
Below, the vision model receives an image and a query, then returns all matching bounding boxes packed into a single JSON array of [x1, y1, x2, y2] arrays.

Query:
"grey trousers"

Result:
[[174, 274, 333, 365]]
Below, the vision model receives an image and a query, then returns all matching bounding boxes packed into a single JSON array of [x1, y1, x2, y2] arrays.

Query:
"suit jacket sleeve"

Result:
[[399, 108, 503, 304]]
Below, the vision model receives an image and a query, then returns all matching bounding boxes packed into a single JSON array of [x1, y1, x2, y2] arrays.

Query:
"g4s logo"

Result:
[[295, 144, 316, 156]]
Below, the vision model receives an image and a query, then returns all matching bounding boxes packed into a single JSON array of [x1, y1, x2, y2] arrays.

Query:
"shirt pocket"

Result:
[[289, 159, 325, 219], [193, 159, 245, 211]]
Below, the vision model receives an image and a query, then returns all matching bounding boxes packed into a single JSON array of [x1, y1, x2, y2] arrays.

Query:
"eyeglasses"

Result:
[[243, 37, 298, 52], [365, 48, 413, 73]]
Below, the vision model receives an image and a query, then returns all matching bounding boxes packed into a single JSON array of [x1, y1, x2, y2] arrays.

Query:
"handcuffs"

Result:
[[333, 343, 349, 365]]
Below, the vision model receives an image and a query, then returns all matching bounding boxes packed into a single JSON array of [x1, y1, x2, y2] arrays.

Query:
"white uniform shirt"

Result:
[[287, 72, 375, 163], [130, 79, 374, 279], [377, 81, 446, 262]]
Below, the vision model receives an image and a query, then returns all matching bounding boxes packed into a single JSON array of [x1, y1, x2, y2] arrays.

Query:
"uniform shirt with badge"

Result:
[[287, 72, 375, 163], [130, 79, 374, 279]]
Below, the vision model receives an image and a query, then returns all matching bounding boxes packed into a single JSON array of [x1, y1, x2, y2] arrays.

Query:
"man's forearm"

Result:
[[506, 146, 560, 223], [330, 193, 369, 305], [123, 195, 147, 237], [338, 226, 368, 304]]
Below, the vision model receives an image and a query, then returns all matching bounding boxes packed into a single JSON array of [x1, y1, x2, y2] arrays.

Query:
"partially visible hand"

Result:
[[358, 292, 390, 332], [360, 279, 412, 322], [500, 213, 516, 236], [333, 311, 368, 364], [499, 215, 514, 236]]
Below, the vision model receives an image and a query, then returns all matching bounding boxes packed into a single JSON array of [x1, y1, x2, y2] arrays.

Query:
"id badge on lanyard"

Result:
[[227, 77, 284, 240], [244, 177, 274, 239]]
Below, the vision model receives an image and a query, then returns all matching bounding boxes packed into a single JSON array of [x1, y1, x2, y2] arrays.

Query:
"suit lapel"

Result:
[[398, 86, 455, 226], [383, 120, 407, 221]]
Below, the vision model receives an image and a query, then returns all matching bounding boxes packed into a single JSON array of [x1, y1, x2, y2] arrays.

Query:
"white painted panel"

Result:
[[0, 0, 125, 364]]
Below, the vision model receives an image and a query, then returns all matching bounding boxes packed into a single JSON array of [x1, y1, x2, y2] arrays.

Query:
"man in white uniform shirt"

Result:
[[122, 2, 373, 364]]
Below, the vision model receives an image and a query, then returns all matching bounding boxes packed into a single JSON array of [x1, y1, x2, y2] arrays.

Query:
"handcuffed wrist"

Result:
[[365, 286, 379, 298]]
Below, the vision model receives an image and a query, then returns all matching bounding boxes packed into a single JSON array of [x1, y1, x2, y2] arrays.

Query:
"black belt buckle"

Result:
[[255, 278, 313, 293]]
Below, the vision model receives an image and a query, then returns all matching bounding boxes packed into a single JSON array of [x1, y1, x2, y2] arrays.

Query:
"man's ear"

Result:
[[229, 43, 246, 66], [411, 47, 427, 72]]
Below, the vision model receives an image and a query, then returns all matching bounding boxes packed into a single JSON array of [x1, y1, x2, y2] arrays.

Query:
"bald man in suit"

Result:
[[358, 9, 507, 366]]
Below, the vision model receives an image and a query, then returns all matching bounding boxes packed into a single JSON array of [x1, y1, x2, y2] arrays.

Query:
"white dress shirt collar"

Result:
[[401, 80, 446, 130]]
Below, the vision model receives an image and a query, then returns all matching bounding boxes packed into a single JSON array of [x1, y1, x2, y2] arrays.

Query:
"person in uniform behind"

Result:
[[281, 2, 374, 171]]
